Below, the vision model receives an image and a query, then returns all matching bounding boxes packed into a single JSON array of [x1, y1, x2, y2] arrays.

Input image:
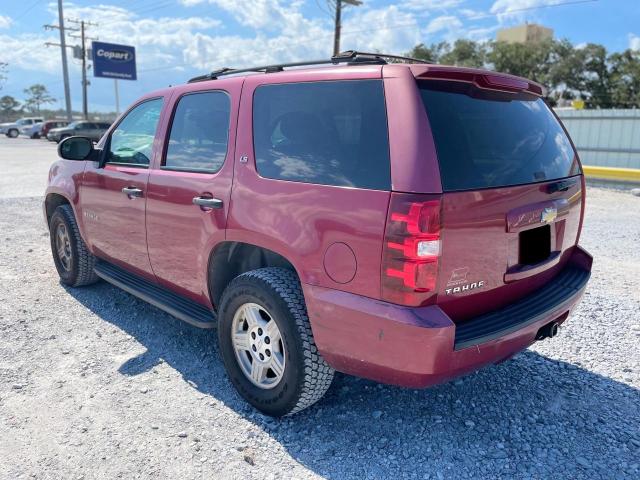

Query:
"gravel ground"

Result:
[[0, 137, 639, 479]]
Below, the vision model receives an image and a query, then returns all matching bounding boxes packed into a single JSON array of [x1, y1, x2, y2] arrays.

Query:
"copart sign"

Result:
[[92, 41, 137, 81]]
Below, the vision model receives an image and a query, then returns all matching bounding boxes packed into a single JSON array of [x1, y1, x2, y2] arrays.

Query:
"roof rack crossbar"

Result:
[[187, 50, 430, 83]]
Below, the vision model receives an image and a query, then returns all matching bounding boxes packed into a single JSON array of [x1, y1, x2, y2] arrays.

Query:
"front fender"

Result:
[[44, 159, 89, 241]]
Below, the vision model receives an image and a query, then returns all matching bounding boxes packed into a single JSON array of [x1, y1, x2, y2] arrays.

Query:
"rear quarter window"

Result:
[[420, 81, 580, 191], [253, 80, 390, 190]]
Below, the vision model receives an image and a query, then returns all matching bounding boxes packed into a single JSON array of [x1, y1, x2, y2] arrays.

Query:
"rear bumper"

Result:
[[303, 246, 592, 388]]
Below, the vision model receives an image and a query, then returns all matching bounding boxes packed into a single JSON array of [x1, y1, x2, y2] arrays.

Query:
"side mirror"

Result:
[[58, 136, 97, 161]]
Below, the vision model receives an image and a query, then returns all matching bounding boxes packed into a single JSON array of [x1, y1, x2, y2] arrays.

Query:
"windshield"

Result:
[[420, 81, 580, 191]]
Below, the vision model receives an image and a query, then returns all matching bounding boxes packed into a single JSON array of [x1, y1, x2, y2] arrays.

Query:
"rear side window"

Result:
[[253, 80, 390, 190], [420, 81, 580, 191], [164, 91, 230, 172]]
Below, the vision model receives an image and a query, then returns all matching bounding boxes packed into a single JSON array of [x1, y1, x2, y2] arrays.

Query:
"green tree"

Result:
[[440, 39, 487, 68], [580, 44, 612, 108], [608, 49, 640, 108], [408, 42, 449, 63], [486, 39, 554, 85], [23, 84, 55, 113], [0, 95, 21, 122], [406, 38, 640, 109], [546, 40, 586, 102]]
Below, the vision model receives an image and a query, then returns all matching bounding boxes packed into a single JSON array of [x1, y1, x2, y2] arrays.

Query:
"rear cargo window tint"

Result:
[[253, 80, 390, 190], [420, 81, 580, 191], [164, 91, 230, 172]]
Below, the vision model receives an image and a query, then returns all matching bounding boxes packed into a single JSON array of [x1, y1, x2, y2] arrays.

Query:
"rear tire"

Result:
[[217, 267, 334, 416], [49, 205, 99, 287]]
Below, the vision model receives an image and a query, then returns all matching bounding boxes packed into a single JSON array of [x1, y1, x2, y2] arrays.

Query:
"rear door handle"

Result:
[[192, 196, 223, 209], [122, 186, 143, 198]]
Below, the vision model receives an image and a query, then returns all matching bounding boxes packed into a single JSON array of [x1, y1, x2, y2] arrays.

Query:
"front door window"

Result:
[[108, 98, 163, 166]]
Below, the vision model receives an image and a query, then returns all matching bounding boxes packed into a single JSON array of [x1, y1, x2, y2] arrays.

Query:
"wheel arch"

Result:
[[44, 192, 72, 225], [207, 241, 298, 310]]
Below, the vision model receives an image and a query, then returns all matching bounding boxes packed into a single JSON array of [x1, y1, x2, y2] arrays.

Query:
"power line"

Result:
[[14, 0, 44, 22], [98, 1, 177, 27], [337, 0, 600, 38], [470, 0, 599, 21], [91, 0, 603, 77]]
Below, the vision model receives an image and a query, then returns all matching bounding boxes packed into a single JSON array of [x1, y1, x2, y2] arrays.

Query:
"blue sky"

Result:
[[0, 0, 638, 112]]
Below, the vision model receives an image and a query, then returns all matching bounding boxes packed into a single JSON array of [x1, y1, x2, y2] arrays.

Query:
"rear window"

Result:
[[164, 91, 230, 172], [420, 81, 580, 191], [253, 80, 390, 190]]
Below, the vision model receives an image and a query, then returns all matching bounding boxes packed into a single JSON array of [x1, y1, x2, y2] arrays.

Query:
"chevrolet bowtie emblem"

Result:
[[541, 206, 557, 224]]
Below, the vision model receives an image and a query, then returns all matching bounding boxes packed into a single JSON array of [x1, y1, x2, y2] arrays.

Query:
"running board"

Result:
[[94, 261, 216, 329]]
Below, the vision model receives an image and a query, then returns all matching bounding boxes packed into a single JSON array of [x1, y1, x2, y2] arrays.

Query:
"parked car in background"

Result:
[[20, 122, 44, 139], [0, 117, 43, 138], [44, 51, 592, 417], [47, 121, 111, 143], [35, 120, 69, 139]]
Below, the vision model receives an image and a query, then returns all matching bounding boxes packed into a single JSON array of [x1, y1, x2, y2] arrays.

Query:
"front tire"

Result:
[[218, 268, 334, 416], [49, 205, 99, 287], [7, 128, 18, 138]]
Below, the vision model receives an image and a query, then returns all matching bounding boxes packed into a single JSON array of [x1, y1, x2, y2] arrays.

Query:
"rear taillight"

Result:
[[381, 193, 442, 306]]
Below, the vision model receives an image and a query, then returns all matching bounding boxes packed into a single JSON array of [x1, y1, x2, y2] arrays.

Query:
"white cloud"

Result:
[[341, 5, 421, 54], [0, 15, 12, 29], [2, 0, 423, 81], [0, 3, 223, 76], [467, 25, 500, 42], [490, 0, 563, 22], [629, 34, 640, 51], [0, 34, 62, 74], [459, 8, 486, 19], [404, 0, 463, 10], [180, 0, 312, 31], [182, 2, 421, 69], [424, 15, 464, 41]]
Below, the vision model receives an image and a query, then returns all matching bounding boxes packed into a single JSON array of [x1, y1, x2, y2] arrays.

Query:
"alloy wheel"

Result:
[[55, 223, 72, 271], [231, 302, 286, 389]]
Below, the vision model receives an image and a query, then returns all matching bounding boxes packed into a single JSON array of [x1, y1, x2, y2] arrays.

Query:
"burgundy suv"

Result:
[[45, 51, 592, 416]]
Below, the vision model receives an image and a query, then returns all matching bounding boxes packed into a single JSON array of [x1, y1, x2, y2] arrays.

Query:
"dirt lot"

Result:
[[0, 136, 639, 479]]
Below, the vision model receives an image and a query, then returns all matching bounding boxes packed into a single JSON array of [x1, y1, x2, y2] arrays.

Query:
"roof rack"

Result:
[[187, 50, 430, 83]]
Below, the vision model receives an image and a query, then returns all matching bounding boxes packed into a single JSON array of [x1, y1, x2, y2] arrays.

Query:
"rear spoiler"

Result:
[[411, 66, 545, 96]]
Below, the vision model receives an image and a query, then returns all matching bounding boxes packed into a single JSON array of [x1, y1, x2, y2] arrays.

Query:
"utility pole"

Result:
[[114, 79, 120, 116], [43, 0, 74, 121], [68, 19, 97, 120], [331, 0, 362, 56], [80, 21, 87, 120]]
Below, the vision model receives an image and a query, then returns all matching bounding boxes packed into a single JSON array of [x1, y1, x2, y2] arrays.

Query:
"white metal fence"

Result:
[[556, 109, 640, 169]]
